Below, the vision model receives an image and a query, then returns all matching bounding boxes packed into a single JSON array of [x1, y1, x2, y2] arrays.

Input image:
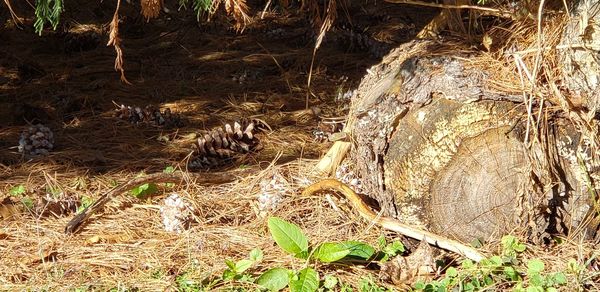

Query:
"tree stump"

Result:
[[345, 40, 594, 243]]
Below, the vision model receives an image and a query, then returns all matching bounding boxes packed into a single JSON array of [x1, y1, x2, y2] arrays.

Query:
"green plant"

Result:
[[76, 196, 93, 213], [34, 0, 63, 35], [413, 235, 568, 292], [176, 272, 203, 292], [222, 248, 263, 282], [377, 235, 405, 262], [130, 183, 159, 198], [9, 184, 34, 209]]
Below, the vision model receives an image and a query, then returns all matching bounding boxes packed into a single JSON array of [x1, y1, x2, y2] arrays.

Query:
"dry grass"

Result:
[[1, 1, 599, 290]]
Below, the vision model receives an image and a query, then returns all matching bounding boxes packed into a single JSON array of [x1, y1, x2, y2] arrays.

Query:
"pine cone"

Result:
[[18, 124, 54, 156], [189, 119, 270, 169], [114, 104, 184, 128]]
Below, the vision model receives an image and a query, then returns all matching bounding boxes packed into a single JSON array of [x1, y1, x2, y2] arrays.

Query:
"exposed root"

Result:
[[301, 179, 486, 262]]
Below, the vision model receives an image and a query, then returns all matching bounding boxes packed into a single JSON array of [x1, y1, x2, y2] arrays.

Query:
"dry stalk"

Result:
[[3, 0, 23, 25]]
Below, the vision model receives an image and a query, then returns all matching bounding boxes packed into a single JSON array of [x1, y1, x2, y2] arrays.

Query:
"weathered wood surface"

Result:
[[347, 39, 594, 243]]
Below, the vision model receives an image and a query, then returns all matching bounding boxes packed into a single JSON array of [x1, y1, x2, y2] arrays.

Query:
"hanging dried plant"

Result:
[[107, 0, 131, 84], [141, 0, 162, 21], [223, 0, 251, 31]]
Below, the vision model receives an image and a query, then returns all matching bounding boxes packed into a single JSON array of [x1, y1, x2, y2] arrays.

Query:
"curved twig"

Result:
[[301, 179, 486, 262]]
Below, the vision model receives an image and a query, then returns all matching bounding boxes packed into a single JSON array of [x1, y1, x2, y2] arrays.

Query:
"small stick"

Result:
[[301, 179, 486, 262], [64, 170, 251, 234]]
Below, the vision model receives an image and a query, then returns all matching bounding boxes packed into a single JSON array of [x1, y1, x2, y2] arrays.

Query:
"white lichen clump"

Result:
[[335, 162, 363, 194], [160, 193, 192, 233], [257, 172, 287, 213], [18, 124, 54, 156]]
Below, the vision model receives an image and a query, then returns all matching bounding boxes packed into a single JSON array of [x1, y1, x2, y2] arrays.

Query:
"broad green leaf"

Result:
[[552, 272, 567, 285], [383, 240, 405, 256], [514, 243, 526, 252], [163, 166, 175, 174], [461, 259, 475, 269], [256, 268, 290, 291], [249, 248, 263, 262], [290, 268, 319, 292], [527, 259, 545, 274], [504, 266, 520, 281], [131, 183, 158, 198], [489, 255, 503, 267], [445, 267, 458, 277], [235, 259, 254, 273], [323, 275, 338, 289], [9, 185, 26, 196], [529, 274, 544, 287], [267, 217, 309, 256], [337, 241, 375, 259], [313, 242, 350, 263]]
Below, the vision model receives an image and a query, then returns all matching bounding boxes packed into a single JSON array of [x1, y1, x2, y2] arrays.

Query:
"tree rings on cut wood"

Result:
[[384, 98, 526, 242]]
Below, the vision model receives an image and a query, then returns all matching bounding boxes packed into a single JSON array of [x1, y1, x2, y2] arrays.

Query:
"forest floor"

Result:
[[0, 1, 444, 290], [1, 1, 599, 291]]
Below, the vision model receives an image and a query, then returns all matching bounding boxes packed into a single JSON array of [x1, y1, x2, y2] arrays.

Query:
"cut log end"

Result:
[[427, 127, 528, 242]]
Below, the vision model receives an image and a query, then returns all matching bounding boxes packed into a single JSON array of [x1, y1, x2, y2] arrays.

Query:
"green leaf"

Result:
[[235, 259, 254, 273], [503, 266, 520, 281], [461, 259, 475, 269], [526, 286, 543, 292], [267, 217, 309, 256], [552, 272, 567, 285], [249, 248, 263, 262], [222, 269, 236, 281], [323, 275, 338, 289], [527, 259, 545, 274], [514, 243, 526, 252], [21, 197, 34, 209], [383, 240, 405, 257], [313, 243, 350, 263], [290, 268, 319, 292], [529, 274, 544, 287], [77, 196, 94, 213], [338, 241, 375, 260], [489, 255, 503, 267], [445, 267, 458, 278], [9, 185, 26, 196], [257, 268, 290, 291], [130, 183, 158, 198], [163, 166, 175, 174], [225, 259, 236, 271], [377, 235, 386, 249]]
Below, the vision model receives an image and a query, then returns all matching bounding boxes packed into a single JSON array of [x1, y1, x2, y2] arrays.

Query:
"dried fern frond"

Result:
[[141, 0, 163, 21], [107, 0, 131, 84]]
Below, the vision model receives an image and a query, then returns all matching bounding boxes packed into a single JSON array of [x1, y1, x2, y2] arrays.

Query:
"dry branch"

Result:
[[301, 179, 486, 262]]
